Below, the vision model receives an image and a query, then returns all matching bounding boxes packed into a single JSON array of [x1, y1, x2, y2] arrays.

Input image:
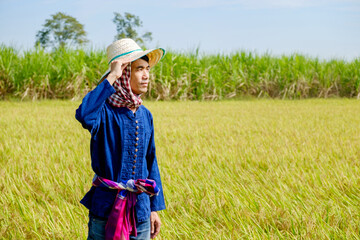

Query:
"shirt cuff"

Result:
[[103, 79, 117, 95]]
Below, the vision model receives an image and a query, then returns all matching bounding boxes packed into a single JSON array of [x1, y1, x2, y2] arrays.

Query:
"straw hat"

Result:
[[99, 38, 165, 83]]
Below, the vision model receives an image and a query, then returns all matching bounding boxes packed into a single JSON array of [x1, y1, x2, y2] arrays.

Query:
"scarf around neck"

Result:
[[108, 64, 143, 109]]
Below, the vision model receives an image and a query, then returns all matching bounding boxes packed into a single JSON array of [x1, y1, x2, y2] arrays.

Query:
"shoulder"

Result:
[[139, 105, 154, 131], [139, 105, 153, 120]]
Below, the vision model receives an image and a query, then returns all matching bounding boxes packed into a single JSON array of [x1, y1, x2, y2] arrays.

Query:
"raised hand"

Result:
[[107, 59, 131, 85]]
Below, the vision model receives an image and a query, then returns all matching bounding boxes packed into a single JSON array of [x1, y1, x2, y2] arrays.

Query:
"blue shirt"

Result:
[[75, 79, 166, 222]]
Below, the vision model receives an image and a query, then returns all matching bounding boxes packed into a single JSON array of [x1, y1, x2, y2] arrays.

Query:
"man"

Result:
[[75, 38, 166, 240]]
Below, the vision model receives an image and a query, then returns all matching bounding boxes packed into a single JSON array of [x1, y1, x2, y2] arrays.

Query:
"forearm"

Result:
[[106, 72, 118, 85], [148, 148, 166, 211]]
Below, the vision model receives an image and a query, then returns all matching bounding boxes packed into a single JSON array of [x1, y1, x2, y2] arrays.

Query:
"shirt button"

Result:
[[136, 137, 139, 141], [135, 132, 139, 135], [136, 126, 139, 129], [135, 120, 138, 124], [133, 166, 136, 169], [134, 154, 137, 158], [135, 149, 138, 152], [132, 171, 135, 175], [135, 143, 138, 146], [133, 160, 136, 163]]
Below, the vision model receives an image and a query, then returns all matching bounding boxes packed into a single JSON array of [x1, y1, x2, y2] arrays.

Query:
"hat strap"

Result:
[[108, 49, 142, 64]]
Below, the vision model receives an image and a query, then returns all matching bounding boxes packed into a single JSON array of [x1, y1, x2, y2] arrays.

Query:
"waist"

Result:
[[89, 211, 108, 221]]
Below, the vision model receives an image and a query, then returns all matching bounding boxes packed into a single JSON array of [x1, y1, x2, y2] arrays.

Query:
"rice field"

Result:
[[1, 99, 359, 239]]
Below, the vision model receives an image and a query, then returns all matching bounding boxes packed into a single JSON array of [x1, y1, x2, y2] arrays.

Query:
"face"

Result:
[[130, 58, 150, 95]]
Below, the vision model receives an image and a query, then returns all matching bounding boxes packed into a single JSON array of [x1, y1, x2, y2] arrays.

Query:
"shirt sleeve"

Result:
[[146, 115, 166, 212], [75, 79, 116, 133]]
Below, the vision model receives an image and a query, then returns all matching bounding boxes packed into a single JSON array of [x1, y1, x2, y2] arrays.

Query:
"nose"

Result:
[[143, 70, 149, 79]]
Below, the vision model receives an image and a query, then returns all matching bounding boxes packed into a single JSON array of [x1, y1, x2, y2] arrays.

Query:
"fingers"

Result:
[[110, 59, 129, 70], [151, 215, 155, 235], [121, 62, 130, 71], [109, 59, 131, 79], [111, 58, 131, 66], [151, 219, 161, 239], [150, 212, 161, 239]]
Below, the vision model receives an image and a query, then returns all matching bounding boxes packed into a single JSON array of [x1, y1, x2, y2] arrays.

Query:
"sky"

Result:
[[0, 0, 359, 60]]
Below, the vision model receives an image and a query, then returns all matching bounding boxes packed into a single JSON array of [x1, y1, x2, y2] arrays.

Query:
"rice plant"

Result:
[[1, 99, 359, 239]]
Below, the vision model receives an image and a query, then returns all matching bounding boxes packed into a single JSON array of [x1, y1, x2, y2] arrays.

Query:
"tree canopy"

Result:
[[113, 12, 152, 47], [35, 12, 88, 49]]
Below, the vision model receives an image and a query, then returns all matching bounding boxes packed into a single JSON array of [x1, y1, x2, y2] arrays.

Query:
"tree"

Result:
[[35, 12, 88, 49], [113, 12, 152, 47]]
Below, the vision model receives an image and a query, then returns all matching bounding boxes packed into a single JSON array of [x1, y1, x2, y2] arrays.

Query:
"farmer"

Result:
[[75, 38, 166, 240]]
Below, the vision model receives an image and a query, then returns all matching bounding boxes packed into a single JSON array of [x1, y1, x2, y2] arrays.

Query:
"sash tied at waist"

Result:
[[92, 175, 160, 240]]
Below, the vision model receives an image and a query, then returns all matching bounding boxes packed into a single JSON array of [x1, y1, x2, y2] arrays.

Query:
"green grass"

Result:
[[0, 99, 360, 239], [1, 45, 360, 100]]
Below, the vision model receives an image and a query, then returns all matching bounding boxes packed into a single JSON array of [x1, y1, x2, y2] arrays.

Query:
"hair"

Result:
[[140, 55, 149, 63]]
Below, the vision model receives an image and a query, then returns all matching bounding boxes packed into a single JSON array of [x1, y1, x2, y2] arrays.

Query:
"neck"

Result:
[[129, 107, 137, 113]]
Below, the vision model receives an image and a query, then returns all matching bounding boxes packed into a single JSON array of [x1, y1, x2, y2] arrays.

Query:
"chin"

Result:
[[132, 88, 147, 95], [139, 88, 148, 94]]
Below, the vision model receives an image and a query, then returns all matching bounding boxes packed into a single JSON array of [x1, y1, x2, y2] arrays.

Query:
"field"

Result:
[[1, 45, 360, 100], [0, 99, 360, 239]]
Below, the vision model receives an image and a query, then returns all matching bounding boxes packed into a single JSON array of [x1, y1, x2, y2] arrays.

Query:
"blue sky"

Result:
[[0, 0, 359, 60]]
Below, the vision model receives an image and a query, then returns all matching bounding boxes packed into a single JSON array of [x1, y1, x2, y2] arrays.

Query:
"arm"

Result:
[[75, 79, 116, 132], [75, 59, 130, 132], [146, 118, 166, 212], [146, 115, 166, 239]]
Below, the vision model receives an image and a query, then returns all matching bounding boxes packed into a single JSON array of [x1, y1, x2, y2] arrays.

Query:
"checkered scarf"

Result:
[[108, 64, 143, 109], [92, 175, 159, 240]]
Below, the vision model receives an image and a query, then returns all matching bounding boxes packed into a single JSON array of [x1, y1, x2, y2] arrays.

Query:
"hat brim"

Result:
[[98, 48, 165, 85]]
